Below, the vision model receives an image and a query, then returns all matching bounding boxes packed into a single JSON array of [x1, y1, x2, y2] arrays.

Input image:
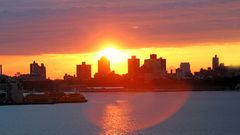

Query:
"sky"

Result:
[[0, 0, 240, 79]]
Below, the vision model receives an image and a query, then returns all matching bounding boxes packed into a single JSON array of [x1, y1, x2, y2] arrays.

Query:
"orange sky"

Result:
[[1, 1, 240, 79], [1, 1, 240, 55], [0, 43, 240, 79]]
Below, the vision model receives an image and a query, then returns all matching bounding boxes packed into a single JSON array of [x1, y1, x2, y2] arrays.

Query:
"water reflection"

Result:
[[100, 100, 135, 135], [83, 92, 190, 134]]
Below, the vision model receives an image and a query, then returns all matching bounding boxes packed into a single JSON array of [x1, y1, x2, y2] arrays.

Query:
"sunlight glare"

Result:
[[98, 47, 125, 63]]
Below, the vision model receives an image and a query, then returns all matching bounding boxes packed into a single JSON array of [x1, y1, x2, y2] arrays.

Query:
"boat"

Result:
[[24, 92, 87, 104]]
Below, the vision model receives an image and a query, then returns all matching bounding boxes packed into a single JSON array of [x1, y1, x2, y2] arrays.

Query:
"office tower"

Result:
[[128, 56, 140, 75], [143, 54, 167, 75], [77, 62, 91, 80], [212, 55, 219, 70], [180, 62, 191, 75], [98, 56, 110, 76], [176, 68, 183, 80], [30, 61, 46, 79], [159, 57, 167, 72]]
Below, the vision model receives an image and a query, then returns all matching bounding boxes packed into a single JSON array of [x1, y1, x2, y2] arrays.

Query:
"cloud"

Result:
[[0, 0, 240, 54]]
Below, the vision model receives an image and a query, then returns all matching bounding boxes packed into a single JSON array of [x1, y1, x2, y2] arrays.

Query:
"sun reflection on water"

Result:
[[84, 92, 190, 134], [100, 100, 135, 135]]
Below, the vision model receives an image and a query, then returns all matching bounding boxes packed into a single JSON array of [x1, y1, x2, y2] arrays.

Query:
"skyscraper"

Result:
[[77, 62, 91, 80], [98, 56, 110, 76], [212, 55, 219, 70], [30, 61, 46, 79], [128, 56, 140, 76]]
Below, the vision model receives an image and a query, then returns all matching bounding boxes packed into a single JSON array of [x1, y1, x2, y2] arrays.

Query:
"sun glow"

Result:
[[97, 47, 126, 63]]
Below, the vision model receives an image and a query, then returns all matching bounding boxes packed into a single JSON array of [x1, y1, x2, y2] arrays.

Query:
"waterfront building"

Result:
[[180, 62, 191, 74], [159, 57, 167, 72], [30, 61, 46, 80], [133, 54, 167, 81], [176, 68, 184, 80], [97, 56, 111, 77], [212, 55, 219, 70], [143, 54, 167, 76], [76, 62, 91, 80], [128, 56, 140, 76], [0, 76, 23, 104], [178, 62, 192, 79]]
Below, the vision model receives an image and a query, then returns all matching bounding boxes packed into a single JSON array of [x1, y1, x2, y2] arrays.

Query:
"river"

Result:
[[0, 91, 240, 135]]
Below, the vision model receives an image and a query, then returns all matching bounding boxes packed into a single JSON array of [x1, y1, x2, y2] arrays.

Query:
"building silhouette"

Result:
[[143, 54, 167, 76], [159, 57, 167, 72], [175, 68, 184, 80], [64, 73, 76, 81], [212, 55, 219, 70], [132, 54, 167, 81], [176, 62, 192, 79], [180, 62, 191, 75], [0, 64, 2, 75], [97, 56, 110, 77], [76, 62, 91, 80], [30, 61, 46, 79], [128, 56, 140, 76]]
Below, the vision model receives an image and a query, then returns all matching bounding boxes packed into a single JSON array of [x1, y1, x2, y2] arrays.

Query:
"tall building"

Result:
[[159, 57, 167, 72], [178, 62, 192, 79], [128, 56, 140, 76], [180, 62, 191, 74], [76, 62, 91, 80], [176, 68, 183, 80], [212, 55, 219, 70], [98, 56, 111, 76], [143, 54, 167, 75], [30, 61, 46, 79], [0, 64, 2, 75]]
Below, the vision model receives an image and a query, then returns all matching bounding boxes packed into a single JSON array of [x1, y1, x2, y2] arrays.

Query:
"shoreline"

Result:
[[0, 100, 88, 106], [77, 88, 239, 92], [1, 90, 239, 106]]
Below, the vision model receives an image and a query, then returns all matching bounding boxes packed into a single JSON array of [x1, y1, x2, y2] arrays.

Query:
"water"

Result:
[[1, 91, 240, 135]]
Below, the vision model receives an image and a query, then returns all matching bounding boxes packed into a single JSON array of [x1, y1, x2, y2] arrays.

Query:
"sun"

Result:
[[98, 47, 125, 63]]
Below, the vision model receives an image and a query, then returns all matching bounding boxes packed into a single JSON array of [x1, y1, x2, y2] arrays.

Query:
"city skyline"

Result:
[[0, 51, 238, 79], [1, 1, 240, 135], [0, 0, 240, 79]]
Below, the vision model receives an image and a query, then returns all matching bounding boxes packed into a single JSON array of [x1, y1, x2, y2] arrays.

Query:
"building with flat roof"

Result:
[[143, 54, 167, 76], [77, 62, 91, 80], [180, 62, 191, 74], [179, 62, 192, 79], [128, 56, 140, 76]]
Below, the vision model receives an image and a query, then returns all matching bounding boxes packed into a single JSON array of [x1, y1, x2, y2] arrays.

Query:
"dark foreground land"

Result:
[[0, 92, 87, 106], [21, 76, 240, 92]]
